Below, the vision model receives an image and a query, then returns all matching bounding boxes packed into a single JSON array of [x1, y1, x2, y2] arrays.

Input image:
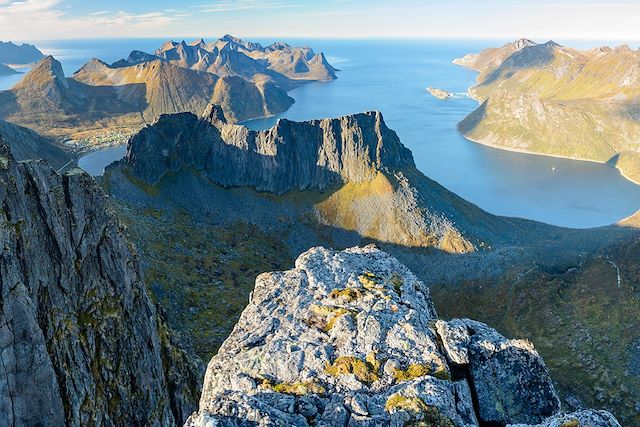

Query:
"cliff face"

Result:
[[0, 138, 199, 425], [186, 245, 619, 427], [122, 108, 414, 194], [455, 40, 640, 183]]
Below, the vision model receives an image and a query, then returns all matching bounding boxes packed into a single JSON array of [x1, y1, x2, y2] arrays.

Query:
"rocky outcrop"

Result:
[[0, 120, 71, 169], [185, 245, 619, 426], [427, 87, 454, 100], [120, 108, 414, 194], [0, 137, 199, 425]]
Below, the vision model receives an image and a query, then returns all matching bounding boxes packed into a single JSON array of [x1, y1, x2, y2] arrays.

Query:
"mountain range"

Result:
[[0, 36, 335, 143], [99, 103, 640, 424], [0, 124, 623, 425], [454, 39, 640, 183], [0, 40, 44, 65], [1, 36, 639, 426]]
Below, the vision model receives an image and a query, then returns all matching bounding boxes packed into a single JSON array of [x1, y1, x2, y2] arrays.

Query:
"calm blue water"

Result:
[[3, 38, 640, 228]]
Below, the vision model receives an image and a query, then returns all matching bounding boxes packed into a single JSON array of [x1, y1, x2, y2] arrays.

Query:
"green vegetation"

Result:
[[430, 243, 640, 425], [113, 204, 294, 360], [459, 42, 640, 184], [259, 378, 326, 396], [325, 352, 382, 384], [328, 287, 366, 302], [560, 420, 580, 427], [385, 394, 454, 427], [392, 363, 450, 382], [308, 304, 358, 332]]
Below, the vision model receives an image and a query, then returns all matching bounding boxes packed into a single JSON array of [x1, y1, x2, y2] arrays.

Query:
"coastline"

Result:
[[457, 127, 640, 186], [452, 57, 640, 188]]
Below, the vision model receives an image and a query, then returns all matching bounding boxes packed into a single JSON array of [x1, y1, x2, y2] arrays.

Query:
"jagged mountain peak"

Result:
[[14, 54, 68, 91], [120, 108, 414, 194], [511, 37, 537, 49]]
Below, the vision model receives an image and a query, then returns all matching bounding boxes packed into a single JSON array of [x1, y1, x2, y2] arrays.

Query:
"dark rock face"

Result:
[[120, 108, 415, 194], [185, 246, 619, 426], [0, 138, 199, 425], [436, 319, 560, 425]]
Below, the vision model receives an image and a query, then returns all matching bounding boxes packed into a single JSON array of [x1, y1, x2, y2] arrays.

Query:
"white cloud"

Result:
[[0, 0, 189, 40], [198, 0, 297, 13]]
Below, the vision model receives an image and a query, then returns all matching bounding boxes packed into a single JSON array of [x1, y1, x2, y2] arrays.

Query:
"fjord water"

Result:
[[11, 38, 640, 228]]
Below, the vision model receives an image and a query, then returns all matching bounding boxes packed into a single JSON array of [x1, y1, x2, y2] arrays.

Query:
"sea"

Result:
[[2, 38, 640, 229]]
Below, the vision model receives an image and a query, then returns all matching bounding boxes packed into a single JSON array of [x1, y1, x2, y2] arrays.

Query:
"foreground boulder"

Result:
[[0, 138, 199, 425], [186, 245, 619, 426]]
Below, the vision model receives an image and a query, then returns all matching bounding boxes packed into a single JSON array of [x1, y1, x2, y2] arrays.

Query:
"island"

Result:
[[427, 87, 454, 99], [454, 39, 640, 184], [0, 40, 45, 65]]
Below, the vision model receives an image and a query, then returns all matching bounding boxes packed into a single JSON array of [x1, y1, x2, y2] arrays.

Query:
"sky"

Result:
[[1, 0, 640, 42]]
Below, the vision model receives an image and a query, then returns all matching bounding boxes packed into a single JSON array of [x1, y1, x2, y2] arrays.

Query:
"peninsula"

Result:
[[454, 39, 640, 183]]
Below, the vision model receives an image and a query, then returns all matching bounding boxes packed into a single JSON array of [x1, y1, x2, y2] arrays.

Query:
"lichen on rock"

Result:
[[185, 245, 620, 426], [0, 137, 199, 425]]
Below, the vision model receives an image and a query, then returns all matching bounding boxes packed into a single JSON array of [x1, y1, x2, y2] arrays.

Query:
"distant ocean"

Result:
[[4, 38, 640, 228]]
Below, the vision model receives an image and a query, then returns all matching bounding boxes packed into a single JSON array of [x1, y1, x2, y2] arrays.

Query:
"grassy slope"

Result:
[[114, 203, 294, 360], [459, 44, 640, 183]]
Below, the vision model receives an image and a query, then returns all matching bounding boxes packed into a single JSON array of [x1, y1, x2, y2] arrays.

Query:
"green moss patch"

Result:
[[385, 394, 454, 427], [325, 352, 381, 384], [307, 304, 357, 333], [392, 363, 450, 382], [260, 378, 326, 396]]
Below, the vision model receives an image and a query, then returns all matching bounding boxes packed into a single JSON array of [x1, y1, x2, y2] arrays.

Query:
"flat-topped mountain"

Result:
[[0, 36, 334, 142], [0, 40, 44, 65], [0, 137, 199, 424], [186, 245, 619, 427], [455, 39, 640, 183], [113, 105, 525, 254], [123, 107, 414, 194]]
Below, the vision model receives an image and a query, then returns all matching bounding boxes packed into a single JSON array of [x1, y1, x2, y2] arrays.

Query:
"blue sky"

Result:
[[2, 0, 640, 42]]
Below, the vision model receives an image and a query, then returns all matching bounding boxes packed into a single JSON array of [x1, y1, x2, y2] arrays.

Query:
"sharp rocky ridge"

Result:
[[0, 137, 200, 425], [186, 245, 620, 426], [120, 105, 415, 194]]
